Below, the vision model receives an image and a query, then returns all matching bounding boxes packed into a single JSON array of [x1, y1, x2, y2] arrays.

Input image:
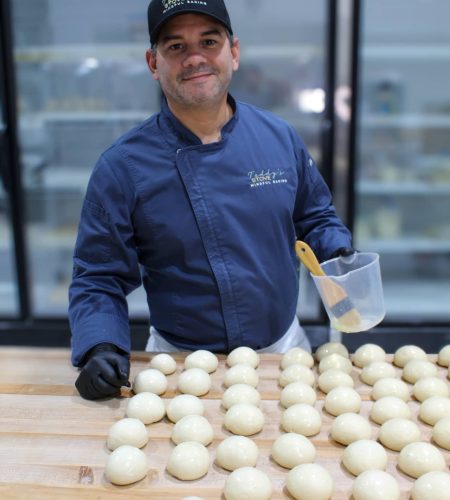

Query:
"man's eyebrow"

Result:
[[160, 28, 224, 44]]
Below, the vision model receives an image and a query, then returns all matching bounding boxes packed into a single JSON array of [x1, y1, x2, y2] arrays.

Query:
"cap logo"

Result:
[[162, 0, 208, 14]]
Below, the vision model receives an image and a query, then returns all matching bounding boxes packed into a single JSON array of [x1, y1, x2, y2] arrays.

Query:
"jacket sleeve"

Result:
[[292, 135, 352, 262], [69, 151, 142, 366]]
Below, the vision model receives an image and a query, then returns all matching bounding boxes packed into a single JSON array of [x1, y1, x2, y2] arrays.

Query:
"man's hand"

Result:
[[75, 343, 130, 400], [332, 247, 356, 258]]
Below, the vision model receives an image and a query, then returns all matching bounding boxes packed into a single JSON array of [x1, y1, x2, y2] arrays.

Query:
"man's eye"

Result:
[[203, 39, 218, 46], [168, 43, 183, 51]]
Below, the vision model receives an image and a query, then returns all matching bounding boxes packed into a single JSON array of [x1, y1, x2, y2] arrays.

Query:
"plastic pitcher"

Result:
[[311, 252, 385, 333]]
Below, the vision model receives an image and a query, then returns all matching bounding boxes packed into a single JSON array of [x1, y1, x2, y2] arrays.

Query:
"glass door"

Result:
[[355, 0, 450, 321]]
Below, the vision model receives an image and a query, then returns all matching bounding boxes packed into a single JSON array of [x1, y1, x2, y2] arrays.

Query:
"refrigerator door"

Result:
[[355, 0, 450, 321]]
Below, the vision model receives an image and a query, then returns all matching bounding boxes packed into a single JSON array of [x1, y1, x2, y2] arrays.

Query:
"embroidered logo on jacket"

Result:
[[248, 169, 288, 188], [162, 0, 207, 13]]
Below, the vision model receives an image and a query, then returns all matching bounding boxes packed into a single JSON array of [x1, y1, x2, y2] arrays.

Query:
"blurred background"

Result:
[[1, 0, 449, 350]]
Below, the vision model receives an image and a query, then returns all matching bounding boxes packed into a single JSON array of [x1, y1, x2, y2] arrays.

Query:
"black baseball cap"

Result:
[[148, 0, 233, 45]]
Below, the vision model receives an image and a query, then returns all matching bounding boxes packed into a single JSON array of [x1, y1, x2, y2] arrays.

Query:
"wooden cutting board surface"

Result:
[[0, 347, 448, 499]]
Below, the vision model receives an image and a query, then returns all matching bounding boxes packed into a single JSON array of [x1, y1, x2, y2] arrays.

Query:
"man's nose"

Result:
[[181, 48, 207, 67]]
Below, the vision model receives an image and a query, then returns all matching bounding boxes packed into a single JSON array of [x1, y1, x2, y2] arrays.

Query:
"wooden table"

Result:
[[0, 347, 448, 499]]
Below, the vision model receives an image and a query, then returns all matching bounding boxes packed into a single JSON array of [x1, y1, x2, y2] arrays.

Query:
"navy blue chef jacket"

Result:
[[69, 96, 351, 366]]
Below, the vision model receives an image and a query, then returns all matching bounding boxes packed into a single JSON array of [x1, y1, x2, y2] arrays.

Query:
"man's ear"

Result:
[[230, 37, 240, 72], [146, 48, 159, 81]]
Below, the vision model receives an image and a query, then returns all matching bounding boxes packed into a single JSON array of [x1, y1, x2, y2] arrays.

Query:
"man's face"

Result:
[[146, 13, 240, 108]]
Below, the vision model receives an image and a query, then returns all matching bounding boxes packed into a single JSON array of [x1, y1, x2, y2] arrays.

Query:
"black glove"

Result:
[[331, 247, 356, 259], [75, 343, 130, 400]]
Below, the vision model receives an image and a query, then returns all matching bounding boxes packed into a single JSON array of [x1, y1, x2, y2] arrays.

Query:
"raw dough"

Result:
[[437, 345, 450, 367], [353, 343, 386, 368], [224, 364, 259, 388], [222, 383, 261, 409], [171, 414, 213, 446], [352, 470, 400, 500], [281, 347, 314, 369], [331, 412, 372, 445], [360, 361, 397, 386], [398, 442, 446, 478], [149, 353, 177, 375], [318, 353, 352, 374], [402, 360, 438, 384], [126, 392, 166, 424], [432, 416, 450, 450], [166, 441, 210, 480], [281, 403, 322, 436], [133, 368, 168, 395], [419, 396, 450, 425], [215, 436, 259, 471], [286, 463, 334, 500], [271, 433, 316, 469], [224, 403, 264, 436], [378, 418, 421, 451], [317, 369, 354, 394], [315, 342, 349, 362], [342, 439, 387, 476], [413, 377, 449, 402], [324, 386, 361, 416], [105, 444, 148, 485], [107, 418, 148, 451], [226, 347, 259, 368], [371, 377, 410, 401], [370, 396, 411, 424], [280, 381, 317, 408], [166, 394, 204, 423], [224, 466, 272, 500], [394, 345, 427, 368], [184, 350, 219, 373], [177, 367, 211, 396], [279, 364, 315, 388], [411, 471, 450, 500]]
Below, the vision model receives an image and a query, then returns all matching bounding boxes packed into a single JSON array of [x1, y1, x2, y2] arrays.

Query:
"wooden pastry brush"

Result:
[[295, 240, 362, 332]]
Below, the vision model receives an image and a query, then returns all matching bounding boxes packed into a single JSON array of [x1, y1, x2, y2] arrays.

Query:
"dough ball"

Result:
[[149, 353, 177, 375], [279, 364, 315, 388], [315, 342, 349, 362], [419, 396, 450, 425], [224, 364, 259, 388], [280, 381, 317, 408], [414, 377, 449, 402], [360, 361, 397, 386], [167, 394, 204, 423], [271, 433, 316, 469], [182, 498, 205, 500], [331, 412, 372, 445], [318, 353, 353, 374], [286, 463, 334, 500], [126, 392, 165, 424], [324, 386, 361, 416], [438, 345, 450, 367], [353, 343, 386, 368], [107, 418, 148, 451], [398, 442, 446, 478], [184, 350, 218, 373], [411, 471, 450, 500], [215, 435, 259, 471], [171, 414, 213, 446], [281, 403, 322, 436], [394, 345, 427, 368], [281, 347, 314, 369], [226, 347, 259, 368], [317, 369, 354, 394], [222, 383, 261, 409], [402, 360, 438, 384], [177, 367, 211, 396], [224, 467, 272, 500], [167, 442, 209, 480], [352, 470, 400, 500], [378, 418, 421, 451], [342, 439, 387, 476], [105, 444, 148, 485], [370, 396, 412, 424], [224, 403, 264, 436], [432, 416, 450, 450], [133, 368, 168, 395], [371, 377, 410, 401]]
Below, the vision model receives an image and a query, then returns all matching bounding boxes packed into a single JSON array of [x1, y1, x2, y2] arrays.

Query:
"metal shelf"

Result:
[[359, 238, 450, 253], [361, 114, 450, 128], [358, 181, 450, 195]]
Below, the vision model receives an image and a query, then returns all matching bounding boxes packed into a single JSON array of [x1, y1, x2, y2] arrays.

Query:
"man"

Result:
[[70, 0, 353, 400]]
